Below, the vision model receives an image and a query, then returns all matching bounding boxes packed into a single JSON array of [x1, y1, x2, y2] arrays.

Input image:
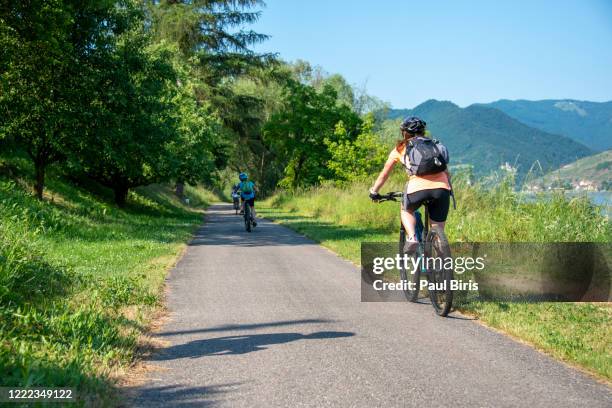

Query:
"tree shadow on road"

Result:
[[189, 210, 388, 248], [156, 318, 335, 337], [128, 383, 240, 407], [152, 331, 355, 359]]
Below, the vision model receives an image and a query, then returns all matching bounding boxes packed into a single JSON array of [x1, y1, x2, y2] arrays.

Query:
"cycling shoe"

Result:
[[403, 240, 418, 255]]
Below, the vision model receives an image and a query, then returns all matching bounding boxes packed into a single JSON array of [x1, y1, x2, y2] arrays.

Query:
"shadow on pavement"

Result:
[[129, 383, 241, 407], [188, 222, 313, 247], [187, 204, 313, 247], [189, 203, 385, 248], [152, 331, 355, 359], [156, 318, 334, 337]]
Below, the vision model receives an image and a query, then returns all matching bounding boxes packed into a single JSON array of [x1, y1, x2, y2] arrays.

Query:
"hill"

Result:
[[526, 150, 612, 191], [482, 99, 612, 151], [387, 100, 593, 181]]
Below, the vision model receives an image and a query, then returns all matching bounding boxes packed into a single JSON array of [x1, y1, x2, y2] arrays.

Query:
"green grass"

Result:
[[0, 157, 214, 405], [466, 302, 611, 380], [259, 175, 612, 380]]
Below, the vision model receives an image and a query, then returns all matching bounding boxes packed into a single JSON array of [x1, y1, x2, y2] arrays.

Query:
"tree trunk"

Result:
[[34, 160, 45, 200], [293, 154, 305, 189], [175, 181, 185, 198], [114, 186, 129, 207]]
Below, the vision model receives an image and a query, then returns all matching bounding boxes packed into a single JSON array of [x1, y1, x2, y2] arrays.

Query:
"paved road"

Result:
[[132, 204, 611, 407]]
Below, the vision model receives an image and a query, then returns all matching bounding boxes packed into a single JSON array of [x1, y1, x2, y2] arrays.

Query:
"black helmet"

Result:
[[400, 116, 426, 134]]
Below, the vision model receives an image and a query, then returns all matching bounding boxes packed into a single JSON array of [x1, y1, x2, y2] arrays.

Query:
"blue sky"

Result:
[[250, 0, 612, 108]]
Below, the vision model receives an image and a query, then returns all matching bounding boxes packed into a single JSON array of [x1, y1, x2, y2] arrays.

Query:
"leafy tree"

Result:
[[146, 0, 273, 194], [76, 31, 181, 206], [161, 77, 227, 197], [289, 60, 388, 115], [148, 0, 268, 55], [0, 0, 134, 199], [263, 79, 361, 188], [147, 0, 273, 96], [223, 65, 292, 193], [325, 113, 388, 182]]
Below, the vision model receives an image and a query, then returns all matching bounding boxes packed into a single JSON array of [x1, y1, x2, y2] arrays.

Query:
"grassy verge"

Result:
[[0, 157, 216, 405], [259, 177, 611, 380]]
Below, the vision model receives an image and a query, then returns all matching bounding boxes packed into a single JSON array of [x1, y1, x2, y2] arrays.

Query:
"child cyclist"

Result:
[[369, 117, 451, 251], [238, 172, 257, 226]]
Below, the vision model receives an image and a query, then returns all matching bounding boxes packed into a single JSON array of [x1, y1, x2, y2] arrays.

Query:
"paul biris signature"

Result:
[[373, 279, 479, 291]]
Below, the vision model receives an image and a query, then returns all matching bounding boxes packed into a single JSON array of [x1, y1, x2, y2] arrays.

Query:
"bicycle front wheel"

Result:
[[425, 228, 453, 316]]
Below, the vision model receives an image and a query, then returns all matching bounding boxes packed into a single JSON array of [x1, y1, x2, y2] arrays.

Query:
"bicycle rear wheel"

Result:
[[244, 204, 252, 232], [425, 228, 453, 316], [399, 226, 419, 302]]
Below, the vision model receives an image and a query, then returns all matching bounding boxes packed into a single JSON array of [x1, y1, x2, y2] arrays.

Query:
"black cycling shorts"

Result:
[[402, 188, 450, 222], [243, 197, 255, 207]]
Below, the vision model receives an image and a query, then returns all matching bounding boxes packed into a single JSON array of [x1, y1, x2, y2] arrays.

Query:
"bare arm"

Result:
[[370, 156, 396, 194]]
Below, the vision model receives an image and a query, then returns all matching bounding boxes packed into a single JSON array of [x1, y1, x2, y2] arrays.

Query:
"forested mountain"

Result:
[[387, 100, 593, 180], [482, 99, 612, 151]]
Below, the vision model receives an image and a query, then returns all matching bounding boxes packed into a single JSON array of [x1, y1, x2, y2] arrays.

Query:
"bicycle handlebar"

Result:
[[373, 191, 403, 202]]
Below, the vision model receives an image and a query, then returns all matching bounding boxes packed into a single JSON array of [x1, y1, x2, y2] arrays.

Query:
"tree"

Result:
[[325, 113, 388, 182], [148, 0, 268, 55], [289, 60, 389, 115], [322, 74, 355, 109], [147, 0, 273, 93], [162, 77, 227, 197], [0, 0, 133, 199], [146, 0, 274, 194], [76, 31, 181, 206], [263, 79, 361, 188]]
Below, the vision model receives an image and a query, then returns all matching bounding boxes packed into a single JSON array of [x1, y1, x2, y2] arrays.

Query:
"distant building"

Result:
[[574, 180, 597, 191]]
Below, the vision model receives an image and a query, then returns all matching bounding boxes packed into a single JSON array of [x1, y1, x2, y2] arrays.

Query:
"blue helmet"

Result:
[[239, 172, 248, 181], [400, 116, 426, 134]]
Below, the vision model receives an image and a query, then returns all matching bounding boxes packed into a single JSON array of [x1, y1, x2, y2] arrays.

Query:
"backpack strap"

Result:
[[402, 138, 417, 173]]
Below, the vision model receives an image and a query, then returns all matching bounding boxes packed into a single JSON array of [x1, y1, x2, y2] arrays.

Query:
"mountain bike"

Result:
[[244, 201, 255, 232], [375, 192, 454, 317]]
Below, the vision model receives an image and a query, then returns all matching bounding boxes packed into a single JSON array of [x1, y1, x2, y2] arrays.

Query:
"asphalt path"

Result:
[[131, 203, 611, 407]]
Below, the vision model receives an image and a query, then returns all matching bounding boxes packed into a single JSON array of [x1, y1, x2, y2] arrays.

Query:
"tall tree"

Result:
[[147, 0, 275, 193], [76, 32, 181, 206], [0, 0, 133, 199], [162, 76, 227, 197], [147, 0, 273, 95], [325, 113, 388, 182], [263, 79, 361, 188]]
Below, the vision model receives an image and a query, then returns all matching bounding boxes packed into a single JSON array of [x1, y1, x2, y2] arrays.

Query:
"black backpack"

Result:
[[403, 137, 449, 176]]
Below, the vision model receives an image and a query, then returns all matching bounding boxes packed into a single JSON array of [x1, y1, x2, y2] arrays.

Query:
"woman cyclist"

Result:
[[369, 117, 451, 251]]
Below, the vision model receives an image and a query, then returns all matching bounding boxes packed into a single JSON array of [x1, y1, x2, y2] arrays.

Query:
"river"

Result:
[[520, 191, 611, 216]]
